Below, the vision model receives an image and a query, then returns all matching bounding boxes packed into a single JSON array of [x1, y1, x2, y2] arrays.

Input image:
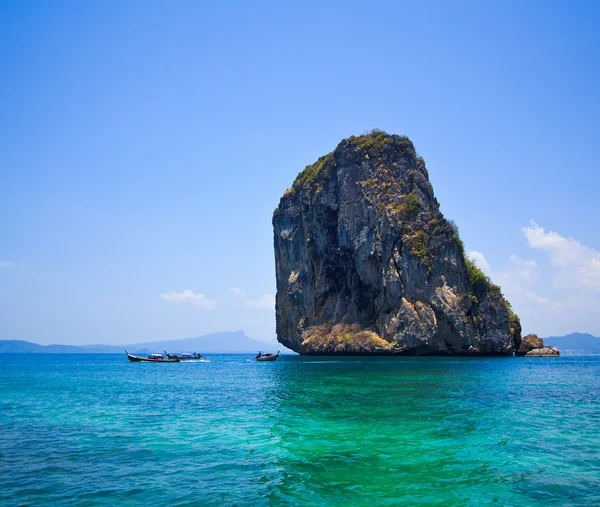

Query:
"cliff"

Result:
[[525, 346, 560, 357], [272, 130, 521, 355]]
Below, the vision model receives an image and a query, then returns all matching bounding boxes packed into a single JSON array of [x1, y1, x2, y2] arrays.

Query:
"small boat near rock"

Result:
[[164, 351, 202, 361], [254, 351, 279, 362], [125, 350, 180, 362]]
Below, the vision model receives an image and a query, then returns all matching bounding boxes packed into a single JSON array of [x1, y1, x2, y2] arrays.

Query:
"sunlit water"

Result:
[[1, 354, 599, 506]]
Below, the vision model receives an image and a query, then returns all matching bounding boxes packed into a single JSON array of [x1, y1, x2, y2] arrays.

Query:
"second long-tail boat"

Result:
[[164, 351, 202, 361]]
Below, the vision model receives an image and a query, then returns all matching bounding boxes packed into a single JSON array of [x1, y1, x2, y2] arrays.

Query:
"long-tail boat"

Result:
[[164, 351, 202, 361], [254, 351, 280, 362], [125, 350, 180, 362]]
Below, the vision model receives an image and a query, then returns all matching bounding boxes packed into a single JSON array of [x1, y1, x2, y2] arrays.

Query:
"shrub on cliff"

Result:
[[293, 153, 336, 190], [348, 129, 417, 159], [402, 193, 420, 217], [466, 258, 487, 288]]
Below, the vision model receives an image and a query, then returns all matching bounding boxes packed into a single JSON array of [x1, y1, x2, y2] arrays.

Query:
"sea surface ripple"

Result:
[[1, 354, 599, 506]]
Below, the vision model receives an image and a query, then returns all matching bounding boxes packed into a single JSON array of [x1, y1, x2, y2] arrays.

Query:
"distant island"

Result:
[[543, 333, 600, 355], [0, 331, 294, 355]]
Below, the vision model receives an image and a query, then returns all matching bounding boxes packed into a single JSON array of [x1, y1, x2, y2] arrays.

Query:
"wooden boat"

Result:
[[254, 351, 279, 362], [125, 350, 180, 362], [164, 351, 202, 361]]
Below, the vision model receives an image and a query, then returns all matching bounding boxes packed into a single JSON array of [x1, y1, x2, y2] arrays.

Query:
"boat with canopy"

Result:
[[254, 351, 280, 362], [125, 350, 180, 362]]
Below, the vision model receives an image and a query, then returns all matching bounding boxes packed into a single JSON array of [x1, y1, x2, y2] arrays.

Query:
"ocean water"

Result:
[[0, 354, 599, 506]]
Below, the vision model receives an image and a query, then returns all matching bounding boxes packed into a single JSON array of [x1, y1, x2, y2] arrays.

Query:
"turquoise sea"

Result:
[[0, 354, 599, 506]]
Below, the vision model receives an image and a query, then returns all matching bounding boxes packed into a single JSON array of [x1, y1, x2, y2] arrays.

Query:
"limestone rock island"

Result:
[[273, 131, 522, 355]]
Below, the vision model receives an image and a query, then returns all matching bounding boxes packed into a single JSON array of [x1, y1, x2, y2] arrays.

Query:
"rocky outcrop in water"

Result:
[[526, 346, 560, 357], [273, 131, 521, 355], [516, 334, 544, 356], [517, 334, 560, 356]]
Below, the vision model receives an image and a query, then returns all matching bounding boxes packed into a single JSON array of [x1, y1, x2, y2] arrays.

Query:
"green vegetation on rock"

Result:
[[466, 258, 487, 288], [453, 234, 465, 256], [507, 303, 520, 336], [348, 129, 416, 158], [293, 152, 336, 190], [289, 130, 422, 200], [402, 193, 420, 217], [407, 230, 433, 275]]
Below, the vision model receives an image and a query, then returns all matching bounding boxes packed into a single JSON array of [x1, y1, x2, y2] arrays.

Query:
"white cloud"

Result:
[[160, 290, 217, 310], [524, 290, 549, 304], [243, 293, 275, 311], [522, 220, 600, 292], [0, 261, 14, 268], [581, 258, 600, 281], [491, 254, 541, 304], [474, 221, 600, 335], [523, 221, 586, 267], [231, 288, 275, 312], [508, 255, 538, 283], [467, 251, 491, 275]]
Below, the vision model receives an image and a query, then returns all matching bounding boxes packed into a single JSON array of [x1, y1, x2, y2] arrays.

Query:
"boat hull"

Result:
[[164, 351, 202, 361], [255, 353, 279, 362], [126, 351, 180, 362]]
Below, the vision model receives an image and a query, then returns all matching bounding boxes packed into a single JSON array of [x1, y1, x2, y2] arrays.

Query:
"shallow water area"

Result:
[[1, 354, 599, 506]]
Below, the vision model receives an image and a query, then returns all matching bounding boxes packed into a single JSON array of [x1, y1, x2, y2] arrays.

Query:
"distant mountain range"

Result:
[[2, 332, 597, 356], [0, 331, 295, 355], [543, 333, 600, 355]]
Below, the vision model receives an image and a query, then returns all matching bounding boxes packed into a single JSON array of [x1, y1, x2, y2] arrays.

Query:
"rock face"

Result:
[[273, 131, 521, 355], [517, 333, 560, 356], [526, 346, 560, 357], [516, 334, 544, 356]]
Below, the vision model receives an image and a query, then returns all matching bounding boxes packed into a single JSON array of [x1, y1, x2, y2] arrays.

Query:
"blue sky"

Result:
[[1, 0, 599, 345]]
